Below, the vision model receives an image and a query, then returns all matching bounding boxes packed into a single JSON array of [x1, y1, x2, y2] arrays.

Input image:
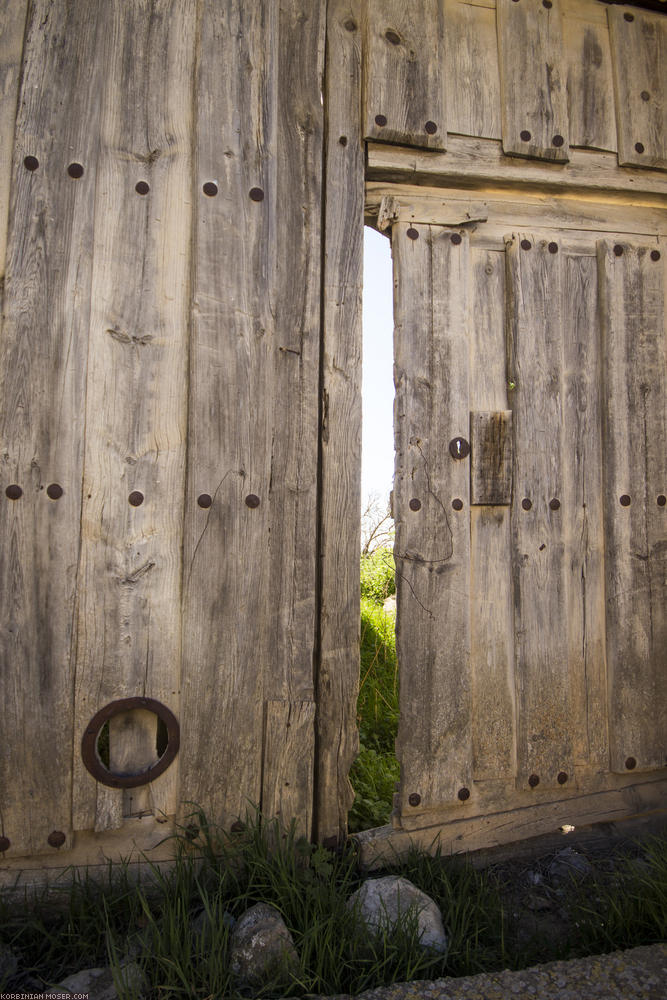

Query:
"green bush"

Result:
[[348, 746, 399, 833], [360, 548, 396, 603]]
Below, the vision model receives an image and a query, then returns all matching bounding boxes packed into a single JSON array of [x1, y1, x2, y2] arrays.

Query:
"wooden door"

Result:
[[391, 216, 666, 840]]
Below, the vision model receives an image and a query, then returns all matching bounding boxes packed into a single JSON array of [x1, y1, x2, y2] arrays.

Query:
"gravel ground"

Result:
[[313, 943, 667, 1000]]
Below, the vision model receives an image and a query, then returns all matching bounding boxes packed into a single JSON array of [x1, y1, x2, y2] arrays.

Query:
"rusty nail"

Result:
[[425, 120, 437, 135], [385, 29, 401, 45], [549, 498, 560, 511], [0, 836, 10, 852], [613, 244, 624, 256], [67, 162, 84, 178], [458, 787, 470, 801], [197, 493, 212, 509], [203, 181, 218, 196], [522, 498, 532, 511], [231, 820, 246, 833], [521, 239, 532, 251], [406, 227, 419, 240], [375, 114, 387, 127], [452, 498, 464, 511], [620, 494, 631, 507], [409, 498, 421, 512], [528, 774, 540, 788], [625, 756, 637, 770], [408, 792, 421, 807], [557, 771, 568, 785], [23, 155, 39, 171], [245, 494, 260, 508], [658, 495, 666, 507], [449, 437, 470, 459], [47, 830, 66, 848], [450, 232, 462, 245], [339, 135, 348, 146], [343, 18, 357, 31], [184, 823, 199, 841], [641, 91, 650, 102], [624, 11, 634, 21], [249, 187, 264, 202], [543, 0, 552, 7], [520, 130, 531, 142], [47, 483, 63, 500], [651, 250, 661, 262], [635, 142, 645, 154], [548, 242, 559, 254], [552, 134, 564, 147], [5, 484, 22, 500], [135, 181, 149, 195], [128, 490, 144, 507]]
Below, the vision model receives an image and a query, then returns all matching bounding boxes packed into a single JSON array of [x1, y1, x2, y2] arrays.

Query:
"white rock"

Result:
[[347, 876, 448, 954], [229, 902, 299, 989], [46, 961, 146, 1000]]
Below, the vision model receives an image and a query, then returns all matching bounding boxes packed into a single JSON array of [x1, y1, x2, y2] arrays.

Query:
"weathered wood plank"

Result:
[[445, 0, 501, 140], [0, 0, 28, 309], [0, 0, 107, 858], [363, 0, 446, 151], [393, 224, 473, 828], [262, 701, 316, 837], [71, 0, 195, 833], [562, 253, 608, 769], [505, 233, 573, 790], [563, 5, 617, 152], [497, 0, 570, 162], [598, 239, 667, 773], [470, 411, 513, 505], [317, 0, 363, 845], [608, 7, 667, 170]]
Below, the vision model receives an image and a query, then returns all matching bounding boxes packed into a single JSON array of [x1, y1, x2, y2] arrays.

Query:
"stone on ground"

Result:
[[229, 901, 299, 989], [347, 876, 448, 953], [45, 960, 147, 1000]]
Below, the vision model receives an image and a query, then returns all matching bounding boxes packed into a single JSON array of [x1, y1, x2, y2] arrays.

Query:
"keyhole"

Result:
[[449, 437, 470, 460]]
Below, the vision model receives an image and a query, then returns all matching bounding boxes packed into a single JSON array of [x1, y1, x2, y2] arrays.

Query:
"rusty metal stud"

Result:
[[528, 774, 540, 788], [408, 792, 421, 807], [184, 823, 199, 841], [67, 162, 84, 178], [651, 250, 661, 262], [522, 498, 532, 511], [625, 756, 637, 770], [635, 142, 645, 154], [520, 130, 531, 142], [620, 494, 631, 507], [24, 155, 39, 171], [449, 436, 470, 459], [203, 181, 218, 196], [458, 787, 470, 801], [343, 18, 357, 31], [425, 121, 438, 135], [409, 498, 421, 512], [552, 134, 564, 147], [197, 493, 212, 509], [624, 12, 634, 21], [450, 232, 462, 245], [641, 91, 651, 102], [249, 187, 264, 202], [549, 498, 561, 511], [81, 696, 180, 788], [406, 227, 419, 240], [245, 493, 260, 508], [557, 771, 568, 785], [520, 239, 532, 251], [548, 242, 559, 254], [543, 0, 552, 6], [47, 483, 63, 500], [658, 495, 666, 507], [452, 498, 464, 511], [128, 490, 144, 507], [339, 135, 348, 146], [385, 29, 401, 44], [47, 830, 66, 848], [231, 820, 246, 833], [375, 114, 387, 127], [135, 181, 149, 195], [5, 485, 22, 500], [0, 836, 10, 852]]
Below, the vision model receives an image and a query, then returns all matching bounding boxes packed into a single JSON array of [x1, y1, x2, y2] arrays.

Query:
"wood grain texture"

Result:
[[598, 239, 667, 773], [608, 7, 667, 170], [71, 0, 195, 834], [317, 0, 363, 845], [262, 701, 316, 836], [0, 0, 28, 309], [393, 224, 473, 828], [497, 0, 570, 162], [563, 5, 617, 152], [470, 411, 513, 505], [445, 0, 501, 140], [0, 0, 107, 858], [505, 233, 573, 790], [363, 0, 446, 151]]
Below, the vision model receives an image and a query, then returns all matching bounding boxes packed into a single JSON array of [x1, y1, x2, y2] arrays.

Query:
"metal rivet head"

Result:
[[184, 824, 199, 841], [203, 181, 218, 196], [635, 142, 645, 154], [425, 121, 438, 135], [543, 0, 552, 7], [230, 820, 246, 833], [449, 437, 470, 459], [135, 181, 149, 195], [624, 11, 634, 21], [458, 787, 471, 801], [47, 830, 66, 848], [548, 242, 559, 254], [620, 494, 631, 507], [641, 91, 651, 102], [385, 29, 401, 45], [521, 239, 532, 251], [520, 130, 531, 142], [552, 134, 564, 148], [549, 498, 561, 511], [23, 155, 39, 171], [67, 162, 84, 178], [452, 498, 464, 511], [450, 232, 462, 245], [47, 483, 63, 500], [557, 771, 568, 785], [409, 498, 421, 512], [245, 494, 260, 508], [406, 227, 419, 240], [408, 792, 421, 807], [625, 756, 637, 770], [522, 498, 532, 511], [658, 495, 666, 507], [249, 187, 264, 202], [197, 493, 212, 509], [613, 245, 624, 257], [343, 18, 357, 31], [528, 774, 540, 788], [339, 135, 348, 146], [375, 114, 387, 127], [0, 836, 10, 852], [650, 250, 661, 262], [128, 491, 144, 507], [5, 485, 22, 500]]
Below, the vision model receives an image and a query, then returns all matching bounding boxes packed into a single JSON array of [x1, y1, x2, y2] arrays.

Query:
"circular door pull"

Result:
[[81, 697, 179, 788]]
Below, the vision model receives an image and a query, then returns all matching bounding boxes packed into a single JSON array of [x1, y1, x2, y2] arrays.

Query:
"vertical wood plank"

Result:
[[608, 8, 667, 170], [0, 0, 107, 857], [71, 0, 195, 833], [497, 0, 570, 162], [505, 233, 573, 790], [363, 0, 446, 151], [445, 0, 501, 141], [563, 6, 617, 152], [394, 224, 472, 827], [262, 701, 316, 837], [598, 239, 667, 773], [470, 411, 513, 506], [317, 0, 364, 845], [0, 0, 28, 310]]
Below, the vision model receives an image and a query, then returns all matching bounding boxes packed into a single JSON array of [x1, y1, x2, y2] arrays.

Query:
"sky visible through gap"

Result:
[[362, 226, 394, 512]]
